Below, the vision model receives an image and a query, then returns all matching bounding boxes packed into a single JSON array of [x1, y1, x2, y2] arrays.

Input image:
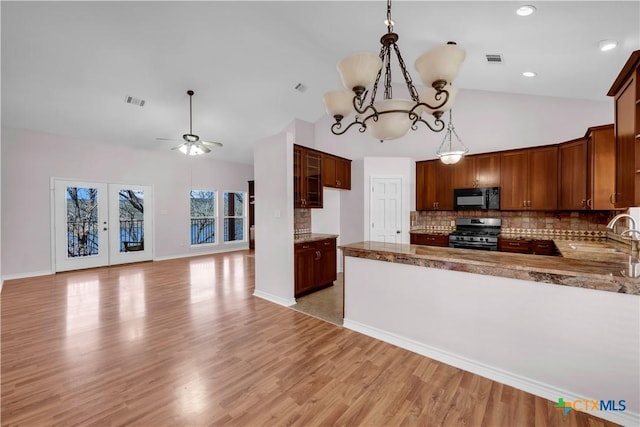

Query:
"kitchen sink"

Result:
[[568, 243, 624, 254]]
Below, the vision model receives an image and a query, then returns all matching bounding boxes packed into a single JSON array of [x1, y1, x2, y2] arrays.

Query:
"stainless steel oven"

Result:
[[449, 218, 501, 251]]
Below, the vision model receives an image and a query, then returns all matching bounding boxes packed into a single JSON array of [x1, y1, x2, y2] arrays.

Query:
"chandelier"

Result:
[[437, 110, 468, 164], [323, 0, 465, 142]]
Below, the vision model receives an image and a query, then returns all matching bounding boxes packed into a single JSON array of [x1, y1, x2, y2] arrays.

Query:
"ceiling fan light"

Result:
[[367, 99, 415, 140], [323, 90, 354, 118], [337, 53, 383, 91], [414, 42, 466, 86]]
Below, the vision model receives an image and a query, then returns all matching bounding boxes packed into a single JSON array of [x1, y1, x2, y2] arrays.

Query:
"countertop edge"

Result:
[[339, 242, 640, 296]]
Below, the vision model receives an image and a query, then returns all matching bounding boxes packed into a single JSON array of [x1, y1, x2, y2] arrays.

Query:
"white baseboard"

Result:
[[253, 290, 296, 307], [2, 270, 54, 282], [343, 319, 639, 427]]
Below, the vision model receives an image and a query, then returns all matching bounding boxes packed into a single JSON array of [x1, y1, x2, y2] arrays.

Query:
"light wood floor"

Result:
[[1, 251, 619, 426]]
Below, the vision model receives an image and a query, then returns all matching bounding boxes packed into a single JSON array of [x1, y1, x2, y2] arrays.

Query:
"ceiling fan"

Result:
[[157, 90, 223, 155]]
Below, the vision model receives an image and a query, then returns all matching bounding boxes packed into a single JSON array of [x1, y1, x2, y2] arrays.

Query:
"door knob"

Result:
[[103, 227, 108, 231], [396, 230, 401, 234]]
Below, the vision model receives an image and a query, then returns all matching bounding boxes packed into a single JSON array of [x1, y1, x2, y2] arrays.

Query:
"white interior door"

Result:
[[54, 180, 110, 272], [108, 184, 153, 265], [54, 180, 153, 272], [370, 177, 403, 243]]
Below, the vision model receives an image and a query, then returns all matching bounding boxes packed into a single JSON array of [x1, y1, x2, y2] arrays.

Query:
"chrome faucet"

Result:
[[607, 213, 637, 231], [608, 213, 640, 257]]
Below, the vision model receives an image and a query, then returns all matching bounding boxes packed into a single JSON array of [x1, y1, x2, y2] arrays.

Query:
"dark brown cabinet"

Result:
[[453, 153, 501, 189], [499, 238, 556, 256], [416, 160, 454, 210], [531, 240, 557, 256], [500, 146, 558, 210], [498, 239, 531, 254], [586, 124, 616, 210], [410, 233, 449, 247], [608, 51, 640, 209], [322, 153, 351, 190], [294, 238, 337, 297], [558, 137, 588, 210], [558, 125, 616, 210], [294, 145, 323, 208]]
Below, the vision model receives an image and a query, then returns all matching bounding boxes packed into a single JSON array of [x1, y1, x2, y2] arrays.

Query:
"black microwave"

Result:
[[453, 187, 500, 210]]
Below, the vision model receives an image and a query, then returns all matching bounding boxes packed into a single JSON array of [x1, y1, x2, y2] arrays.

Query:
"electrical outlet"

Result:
[[450, 220, 455, 227]]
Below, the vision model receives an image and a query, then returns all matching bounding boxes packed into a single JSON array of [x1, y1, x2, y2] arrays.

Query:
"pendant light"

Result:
[[436, 110, 468, 164]]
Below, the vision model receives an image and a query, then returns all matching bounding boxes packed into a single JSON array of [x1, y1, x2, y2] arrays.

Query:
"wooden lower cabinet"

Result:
[[410, 233, 449, 247], [499, 238, 557, 256], [498, 239, 531, 254], [294, 238, 337, 297], [531, 240, 557, 256]]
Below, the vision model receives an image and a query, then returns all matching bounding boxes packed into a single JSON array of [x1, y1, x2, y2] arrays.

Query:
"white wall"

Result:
[[344, 256, 640, 426], [1, 127, 253, 279], [313, 88, 613, 247], [313, 87, 613, 161], [253, 131, 295, 306]]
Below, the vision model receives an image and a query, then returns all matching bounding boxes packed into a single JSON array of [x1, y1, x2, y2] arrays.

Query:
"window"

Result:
[[190, 190, 216, 245], [223, 192, 245, 242]]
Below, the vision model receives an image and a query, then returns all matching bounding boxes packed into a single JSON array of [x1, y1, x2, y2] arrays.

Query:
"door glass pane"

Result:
[[119, 190, 145, 253], [66, 187, 99, 258]]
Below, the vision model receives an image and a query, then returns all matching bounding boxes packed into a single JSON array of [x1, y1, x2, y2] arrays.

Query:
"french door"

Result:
[[53, 179, 153, 272]]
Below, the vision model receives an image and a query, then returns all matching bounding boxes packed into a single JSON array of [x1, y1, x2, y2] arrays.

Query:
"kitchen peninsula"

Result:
[[340, 241, 640, 426]]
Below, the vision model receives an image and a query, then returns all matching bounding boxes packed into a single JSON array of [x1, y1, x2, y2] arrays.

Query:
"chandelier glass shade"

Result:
[[436, 110, 469, 165], [323, 0, 466, 141]]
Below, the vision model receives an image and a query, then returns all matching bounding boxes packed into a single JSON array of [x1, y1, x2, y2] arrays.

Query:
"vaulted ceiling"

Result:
[[2, 1, 638, 164]]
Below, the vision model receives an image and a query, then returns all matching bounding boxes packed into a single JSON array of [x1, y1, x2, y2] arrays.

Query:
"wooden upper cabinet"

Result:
[[294, 145, 323, 208], [475, 153, 501, 187], [586, 124, 616, 209], [608, 50, 640, 208], [500, 149, 529, 210], [528, 145, 558, 210], [500, 146, 557, 210], [452, 153, 501, 189], [416, 160, 453, 210], [452, 156, 476, 189], [322, 153, 351, 190], [558, 138, 588, 210]]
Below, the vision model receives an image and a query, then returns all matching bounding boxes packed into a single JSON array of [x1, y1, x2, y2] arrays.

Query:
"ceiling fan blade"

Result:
[[157, 137, 182, 142], [198, 144, 212, 154], [200, 140, 223, 147]]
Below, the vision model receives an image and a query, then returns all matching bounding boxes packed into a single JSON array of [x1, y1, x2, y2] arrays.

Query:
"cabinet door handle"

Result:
[[581, 199, 586, 207], [508, 242, 520, 246], [587, 198, 592, 208], [302, 245, 311, 249], [315, 250, 321, 260], [336, 180, 341, 187], [522, 201, 526, 207]]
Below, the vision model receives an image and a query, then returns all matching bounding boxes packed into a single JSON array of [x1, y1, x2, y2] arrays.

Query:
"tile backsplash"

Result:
[[294, 209, 311, 234], [411, 210, 616, 237]]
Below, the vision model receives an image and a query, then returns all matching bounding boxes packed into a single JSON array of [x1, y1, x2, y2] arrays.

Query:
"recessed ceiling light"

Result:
[[599, 40, 618, 52], [516, 5, 537, 16], [522, 71, 537, 77]]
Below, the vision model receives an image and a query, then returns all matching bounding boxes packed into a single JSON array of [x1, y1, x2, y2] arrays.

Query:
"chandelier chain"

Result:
[[386, 0, 393, 32], [384, 47, 393, 99], [392, 43, 420, 102]]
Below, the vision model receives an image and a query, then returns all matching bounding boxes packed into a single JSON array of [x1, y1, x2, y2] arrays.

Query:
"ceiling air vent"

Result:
[[485, 54, 503, 63], [294, 83, 307, 93], [124, 95, 146, 107]]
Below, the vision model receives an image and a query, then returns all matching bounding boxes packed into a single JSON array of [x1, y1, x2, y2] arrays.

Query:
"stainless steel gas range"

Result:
[[448, 218, 501, 251]]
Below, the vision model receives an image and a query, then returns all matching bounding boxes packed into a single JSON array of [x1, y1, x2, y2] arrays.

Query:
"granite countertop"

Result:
[[294, 233, 339, 244], [339, 240, 640, 295]]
